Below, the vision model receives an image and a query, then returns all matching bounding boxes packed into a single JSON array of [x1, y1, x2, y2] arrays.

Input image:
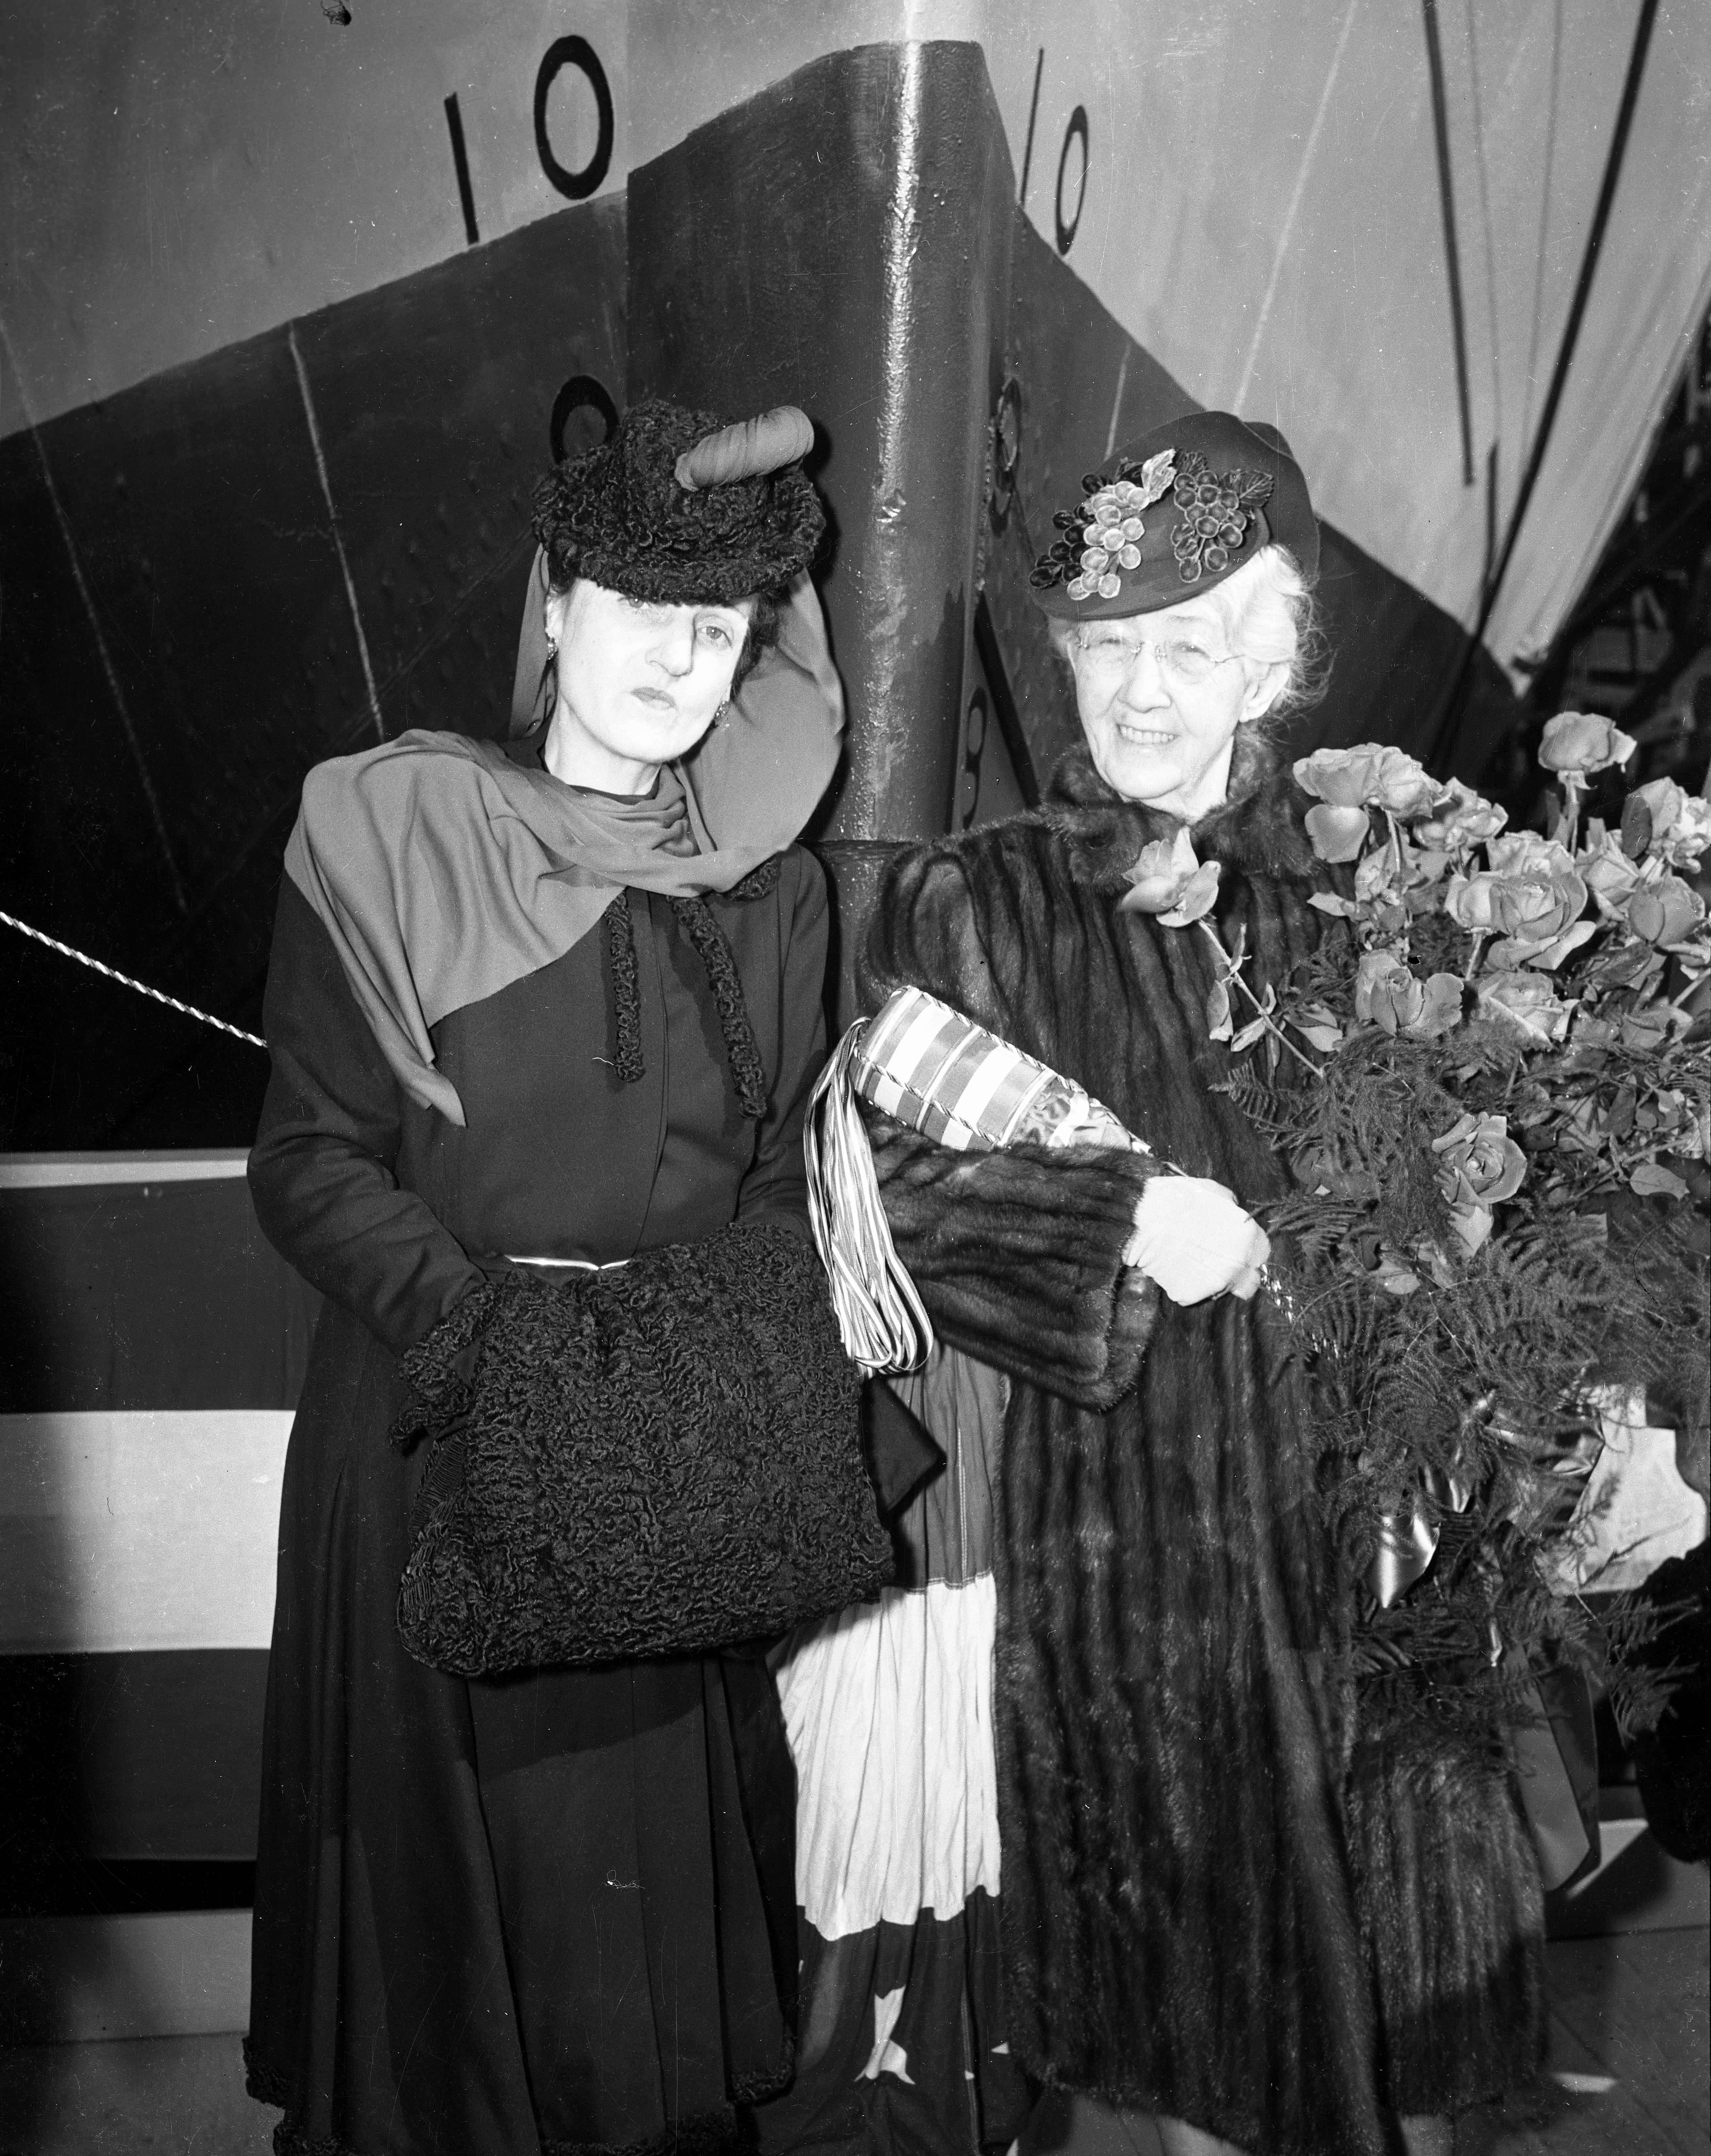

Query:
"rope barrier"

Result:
[[0, 907, 267, 1051]]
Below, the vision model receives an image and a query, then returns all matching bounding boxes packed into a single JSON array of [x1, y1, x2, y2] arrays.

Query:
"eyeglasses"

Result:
[[1071, 626, 1240, 689]]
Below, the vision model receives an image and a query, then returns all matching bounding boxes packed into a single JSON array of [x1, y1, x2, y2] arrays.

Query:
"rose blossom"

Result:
[[1475, 973, 1572, 1043], [1353, 952, 1463, 1038], [1156, 861, 1223, 927], [1119, 829, 1223, 927], [1413, 779, 1507, 856], [1627, 872, 1706, 946], [1354, 950, 1416, 1030], [1579, 829, 1644, 918], [1304, 803, 1372, 863], [1486, 832, 1575, 877], [1538, 711, 1637, 776], [1121, 829, 1200, 913], [1410, 973, 1465, 1037], [1630, 778, 1711, 867], [1431, 1111, 1527, 1209], [1443, 856, 1587, 955], [1293, 744, 1444, 818]]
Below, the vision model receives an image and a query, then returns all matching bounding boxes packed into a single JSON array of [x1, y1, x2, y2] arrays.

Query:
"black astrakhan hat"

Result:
[[1030, 410, 1318, 620], [532, 398, 826, 606]]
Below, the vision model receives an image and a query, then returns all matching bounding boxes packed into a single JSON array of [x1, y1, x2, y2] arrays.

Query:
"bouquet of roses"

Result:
[[1287, 715, 1709, 1217], [1209, 716, 1709, 1741]]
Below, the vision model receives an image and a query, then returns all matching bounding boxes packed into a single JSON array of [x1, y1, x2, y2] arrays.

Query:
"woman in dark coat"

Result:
[[244, 401, 884, 2156], [779, 414, 1543, 2156]]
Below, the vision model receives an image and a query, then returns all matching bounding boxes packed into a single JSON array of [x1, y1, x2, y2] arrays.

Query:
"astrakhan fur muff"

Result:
[[393, 1220, 893, 1675]]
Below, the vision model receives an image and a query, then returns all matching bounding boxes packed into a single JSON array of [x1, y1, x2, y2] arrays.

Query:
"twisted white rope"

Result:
[[0, 908, 266, 1050]]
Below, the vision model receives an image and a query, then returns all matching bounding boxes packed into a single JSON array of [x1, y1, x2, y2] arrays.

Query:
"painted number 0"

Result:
[[1055, 106, 1089, 256], [534, 36, 615, 200]]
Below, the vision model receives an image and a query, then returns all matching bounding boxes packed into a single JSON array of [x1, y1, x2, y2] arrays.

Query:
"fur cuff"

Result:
[[868, 1116, 1160, 1409]]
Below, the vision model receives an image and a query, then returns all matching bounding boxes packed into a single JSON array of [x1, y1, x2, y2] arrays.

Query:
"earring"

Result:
[[713, 698, 730, 724], [546, 636, 558, 657]]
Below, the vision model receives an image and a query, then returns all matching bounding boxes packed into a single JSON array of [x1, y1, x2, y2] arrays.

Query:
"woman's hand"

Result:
[[1123, 1175, 1270, 1304]]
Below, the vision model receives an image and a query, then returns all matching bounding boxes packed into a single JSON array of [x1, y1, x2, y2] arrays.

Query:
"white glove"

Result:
[[1123, 1175, 1270, 1304]]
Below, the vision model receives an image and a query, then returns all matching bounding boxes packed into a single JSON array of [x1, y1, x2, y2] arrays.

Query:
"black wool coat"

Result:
[[245, 838, 829, 2156], [861, 746, 1543, 2156]]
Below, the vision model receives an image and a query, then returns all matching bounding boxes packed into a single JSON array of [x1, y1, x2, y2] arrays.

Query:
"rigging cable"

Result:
[[1426, 0, 1660, 773], [1519, 1, 1566, 462], [0, 908, 266, 1050], [1460, 0, 1505, 455]]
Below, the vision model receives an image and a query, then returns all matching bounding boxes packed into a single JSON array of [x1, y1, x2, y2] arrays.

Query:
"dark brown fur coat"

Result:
[[861, 747, 1544, 2155]]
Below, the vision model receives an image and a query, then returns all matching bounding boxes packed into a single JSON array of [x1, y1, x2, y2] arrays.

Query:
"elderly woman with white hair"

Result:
[[768, 414, 1542, 2156]]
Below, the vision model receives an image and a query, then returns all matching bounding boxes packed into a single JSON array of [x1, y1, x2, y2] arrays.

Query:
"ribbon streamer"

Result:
[[1370, 1462, 1473, 1607], [805, 986, 1154, 1375], [803, 1024, 935, 1375]]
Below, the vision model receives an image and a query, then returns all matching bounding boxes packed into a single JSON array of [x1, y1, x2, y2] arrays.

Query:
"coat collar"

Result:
[[1040, 740, 1318, 891]]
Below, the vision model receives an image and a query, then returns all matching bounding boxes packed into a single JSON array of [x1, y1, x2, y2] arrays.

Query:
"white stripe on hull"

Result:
[[0, 1409, 291, 1654]]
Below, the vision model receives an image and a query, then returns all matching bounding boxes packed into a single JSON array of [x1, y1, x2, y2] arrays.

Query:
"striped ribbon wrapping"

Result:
[[804, 986, 1148, 1374], [806, 992, 1498, 1613]]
